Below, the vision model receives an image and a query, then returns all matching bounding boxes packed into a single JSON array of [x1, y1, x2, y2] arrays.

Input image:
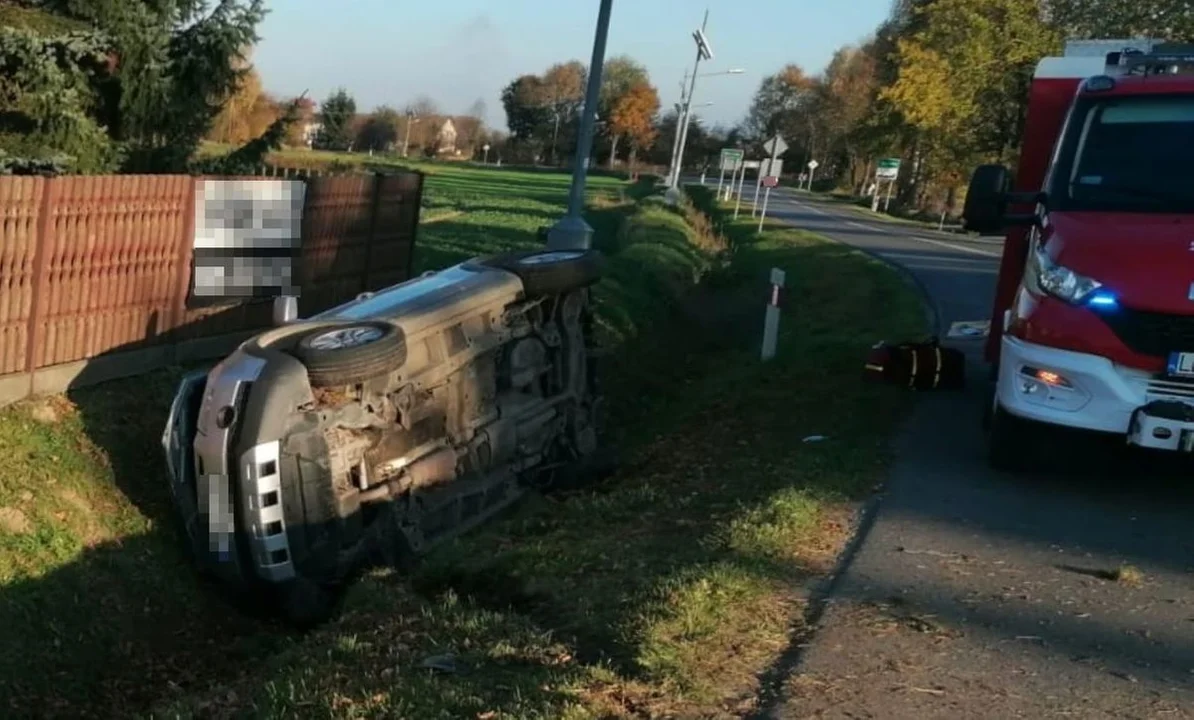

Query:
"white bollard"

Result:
[[761, 267, 785, 361]]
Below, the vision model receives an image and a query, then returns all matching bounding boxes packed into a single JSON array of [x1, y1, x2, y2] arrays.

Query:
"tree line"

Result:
[[739, 0, 1194, 216], [496, 54, 756, 172]]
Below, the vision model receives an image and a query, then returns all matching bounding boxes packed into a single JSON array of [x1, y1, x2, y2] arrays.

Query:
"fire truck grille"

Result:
[[1099, 308, 1194, 358]]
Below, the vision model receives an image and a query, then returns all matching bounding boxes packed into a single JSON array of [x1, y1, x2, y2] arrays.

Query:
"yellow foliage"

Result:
[[208, 67, 280, 145]]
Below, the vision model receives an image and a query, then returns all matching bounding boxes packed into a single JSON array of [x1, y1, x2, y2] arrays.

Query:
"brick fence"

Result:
[[0, 170, 424, 405]]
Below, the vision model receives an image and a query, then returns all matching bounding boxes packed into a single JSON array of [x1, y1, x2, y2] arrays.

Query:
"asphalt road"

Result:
[[739, 188, 1194, 719]]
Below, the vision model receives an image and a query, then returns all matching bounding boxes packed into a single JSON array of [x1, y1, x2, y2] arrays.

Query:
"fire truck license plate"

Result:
[[1167, 352, 1194, 378]]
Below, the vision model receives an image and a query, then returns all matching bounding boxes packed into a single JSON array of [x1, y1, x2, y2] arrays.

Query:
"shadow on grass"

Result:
[[0, 371, 292, 719]]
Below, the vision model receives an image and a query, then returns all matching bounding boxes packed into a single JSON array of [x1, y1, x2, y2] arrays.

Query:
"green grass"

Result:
[[0, 164, 926, 719]]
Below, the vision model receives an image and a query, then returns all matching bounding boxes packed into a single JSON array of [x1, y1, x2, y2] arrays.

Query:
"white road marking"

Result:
[[838, 220, 1000, 258]]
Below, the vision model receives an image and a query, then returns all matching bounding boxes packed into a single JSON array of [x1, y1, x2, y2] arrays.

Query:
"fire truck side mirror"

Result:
[[962, 164, 1012, 235]]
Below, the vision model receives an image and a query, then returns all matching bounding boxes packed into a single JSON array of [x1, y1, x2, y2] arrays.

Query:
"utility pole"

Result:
[[546, 0, 614, 250], [402, 113, 417, 157]]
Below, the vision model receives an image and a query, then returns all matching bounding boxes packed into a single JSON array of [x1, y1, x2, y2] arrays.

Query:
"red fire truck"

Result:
[[963, 40, 1194, 471]]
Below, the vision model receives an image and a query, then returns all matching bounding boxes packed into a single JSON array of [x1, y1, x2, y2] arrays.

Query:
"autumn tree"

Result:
[[1045, 0, 1194, 38], [608, 80, 659, 169], [814, 46, 881, 191], [598, 55, 649, 165], [744, 64, 819, 160], [541, 60, 586, 163], [316, 88, 356, 151], [209, 64, 279, 146], [884, 0, 1059, 196]]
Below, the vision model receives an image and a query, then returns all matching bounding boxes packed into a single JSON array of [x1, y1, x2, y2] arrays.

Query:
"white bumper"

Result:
[[997, 335, 1194, 435]]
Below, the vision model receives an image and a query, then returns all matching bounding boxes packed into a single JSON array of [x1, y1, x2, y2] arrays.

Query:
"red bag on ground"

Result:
[[864, 337, 965, 391]]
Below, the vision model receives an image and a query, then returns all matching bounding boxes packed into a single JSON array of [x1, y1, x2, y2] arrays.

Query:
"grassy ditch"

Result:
[[155, 187, 927, 718]]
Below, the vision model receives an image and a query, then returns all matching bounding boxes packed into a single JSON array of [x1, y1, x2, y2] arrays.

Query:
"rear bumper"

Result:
[[997, 335, 1155, 434]]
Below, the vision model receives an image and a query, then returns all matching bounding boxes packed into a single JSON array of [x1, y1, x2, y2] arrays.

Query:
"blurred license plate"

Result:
[[1167, 352, 1194, 377]]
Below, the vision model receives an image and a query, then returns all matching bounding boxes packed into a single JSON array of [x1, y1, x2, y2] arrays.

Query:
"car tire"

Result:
[[292, 321, 406, 387], [483, 249, 605, 297], [988, 403, 1034, 473]]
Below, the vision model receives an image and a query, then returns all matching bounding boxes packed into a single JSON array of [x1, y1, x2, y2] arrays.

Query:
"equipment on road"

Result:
[[960, 39, 1194, 471], [863, 338, 966, 392]]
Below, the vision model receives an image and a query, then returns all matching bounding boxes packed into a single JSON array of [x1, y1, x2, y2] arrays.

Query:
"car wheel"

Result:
[[293, 321, 406, 387], [482, 249, 605, 297], [988, 403, 1034, 473]]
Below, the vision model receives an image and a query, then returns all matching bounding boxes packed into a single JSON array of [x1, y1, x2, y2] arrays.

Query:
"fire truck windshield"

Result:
[[1048, 94, 1194, 214]]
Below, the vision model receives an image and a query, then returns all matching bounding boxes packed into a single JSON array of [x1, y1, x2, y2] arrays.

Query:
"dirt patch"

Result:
[[56, 488, 107, 546], [28, 396, 73, 425], [0, 507, 31, 534]]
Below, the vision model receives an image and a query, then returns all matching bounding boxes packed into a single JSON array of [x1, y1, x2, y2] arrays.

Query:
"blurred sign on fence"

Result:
[[191, 180, 305, 306]]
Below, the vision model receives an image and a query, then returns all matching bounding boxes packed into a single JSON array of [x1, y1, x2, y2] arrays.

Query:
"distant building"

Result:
[[436, 118, 457, 155], [301, 122, 322, 147]]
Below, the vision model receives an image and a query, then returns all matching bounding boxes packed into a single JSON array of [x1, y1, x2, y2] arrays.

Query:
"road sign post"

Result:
[[757, 174, 778, 232], [874, 157, 901, 212], [761, 267, 785, 361], [753, 158, 782, 216], [733, 160, 753, 218], [805, 159, 819, 190], [717, 147, 743, 201]]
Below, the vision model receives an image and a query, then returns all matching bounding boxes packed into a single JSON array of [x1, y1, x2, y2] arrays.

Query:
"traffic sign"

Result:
[[743, 160, 762, 170], [763, 135, 788, 156], [876, 157, 901, 180], [719, 148, 744, 172], [762, 176, 779, 188], [760, 158, 783, 177], [807, 159, 819, 170]]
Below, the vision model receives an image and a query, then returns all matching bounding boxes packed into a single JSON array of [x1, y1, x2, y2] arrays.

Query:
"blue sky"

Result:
[[253, 0, 894, 130]]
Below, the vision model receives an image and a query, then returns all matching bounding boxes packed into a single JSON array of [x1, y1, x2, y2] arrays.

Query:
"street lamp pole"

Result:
[[546, 0, 614, 250], [664, 72, 689, 186], [665, 10, 713, 201]]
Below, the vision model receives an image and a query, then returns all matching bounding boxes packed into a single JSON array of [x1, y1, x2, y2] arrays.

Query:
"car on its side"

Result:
[[162, 248, 607, 624]]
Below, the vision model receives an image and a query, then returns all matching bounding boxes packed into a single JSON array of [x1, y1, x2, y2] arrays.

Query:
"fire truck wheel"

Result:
[[987, 404, 1034, 472]]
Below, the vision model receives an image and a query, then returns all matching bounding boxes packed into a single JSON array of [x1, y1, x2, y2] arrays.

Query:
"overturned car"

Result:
[[162, 248, 606, 624]]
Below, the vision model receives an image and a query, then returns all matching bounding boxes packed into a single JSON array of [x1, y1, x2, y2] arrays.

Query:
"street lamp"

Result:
[[664, 14, 714, 199], [545, 0, 614, 250]]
